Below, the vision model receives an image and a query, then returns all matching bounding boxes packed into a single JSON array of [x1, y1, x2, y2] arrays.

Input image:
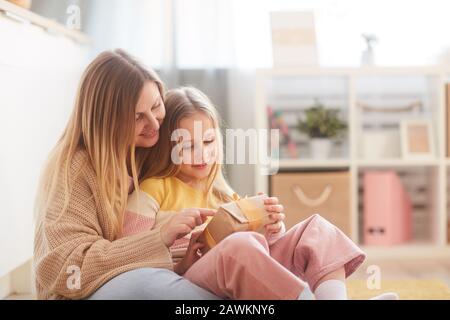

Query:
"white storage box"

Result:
[[359, 129, 401, 159]]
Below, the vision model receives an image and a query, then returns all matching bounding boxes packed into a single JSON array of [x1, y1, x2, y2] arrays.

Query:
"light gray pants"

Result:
[[87, 268, 221, 300]]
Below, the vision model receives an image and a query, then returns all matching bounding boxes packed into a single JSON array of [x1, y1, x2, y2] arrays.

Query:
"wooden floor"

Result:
[[5, 258, 450, 300], [351, 258, 450, 287]]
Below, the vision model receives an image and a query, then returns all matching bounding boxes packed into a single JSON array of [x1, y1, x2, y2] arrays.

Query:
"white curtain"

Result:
[[83, 0, 168, 66]]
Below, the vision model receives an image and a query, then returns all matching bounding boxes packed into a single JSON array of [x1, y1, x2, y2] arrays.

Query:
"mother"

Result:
[[34, 49, 218, 299]]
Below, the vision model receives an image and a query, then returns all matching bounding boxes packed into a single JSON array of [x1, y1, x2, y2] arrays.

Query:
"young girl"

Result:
[[123, 87, 398, 300]]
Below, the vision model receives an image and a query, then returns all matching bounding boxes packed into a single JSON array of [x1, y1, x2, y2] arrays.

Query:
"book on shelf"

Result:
[[363, 171, 412, 246], [267, 106, 299, 159]]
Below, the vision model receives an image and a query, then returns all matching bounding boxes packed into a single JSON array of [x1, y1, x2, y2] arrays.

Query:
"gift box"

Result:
[[198, 194, 270, 254]]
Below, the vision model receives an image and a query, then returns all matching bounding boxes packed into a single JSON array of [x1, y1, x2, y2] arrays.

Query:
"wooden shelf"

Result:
[[272, 158, 441, 170], [277, 159, 350, 169], [0, 0, 89, 44], [357, 158, 440, 168], [361, 244, 450, 260], [257, 66, 450, 77]]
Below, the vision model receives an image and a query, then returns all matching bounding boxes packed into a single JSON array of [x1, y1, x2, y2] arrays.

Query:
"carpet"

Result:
[[347, 279, 450, 300]]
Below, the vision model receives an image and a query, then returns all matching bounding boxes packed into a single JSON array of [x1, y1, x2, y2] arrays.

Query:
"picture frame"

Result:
[[270, 11, 318, 68], [400, 119, 435, 160]]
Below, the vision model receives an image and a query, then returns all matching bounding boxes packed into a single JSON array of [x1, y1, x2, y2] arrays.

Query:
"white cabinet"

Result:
[[0, 13, 89, 277]]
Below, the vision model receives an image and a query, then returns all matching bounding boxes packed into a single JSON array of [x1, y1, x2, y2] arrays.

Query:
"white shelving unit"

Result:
[[254, 66, 450, 259]]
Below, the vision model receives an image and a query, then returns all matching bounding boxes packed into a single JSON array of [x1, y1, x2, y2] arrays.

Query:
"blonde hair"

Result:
[[35, 49, 165, 237], [141, 87, 234, 205]]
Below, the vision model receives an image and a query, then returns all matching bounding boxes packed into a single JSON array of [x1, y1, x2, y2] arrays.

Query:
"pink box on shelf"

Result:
[[363, 171, 412, 246]]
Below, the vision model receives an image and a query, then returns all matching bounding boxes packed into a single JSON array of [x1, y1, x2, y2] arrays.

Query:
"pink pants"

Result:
[[184, 214, 366, 300]]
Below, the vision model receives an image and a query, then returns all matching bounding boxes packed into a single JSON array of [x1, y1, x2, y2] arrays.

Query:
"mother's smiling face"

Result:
[[134, 81, 166, 148]]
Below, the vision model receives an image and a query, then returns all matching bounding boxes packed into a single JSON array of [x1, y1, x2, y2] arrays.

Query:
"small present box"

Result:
[[198, 194, 270, 254]]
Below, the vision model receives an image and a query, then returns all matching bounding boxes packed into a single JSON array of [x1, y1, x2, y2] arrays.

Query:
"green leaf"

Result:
[[296, 100, 347, 139]]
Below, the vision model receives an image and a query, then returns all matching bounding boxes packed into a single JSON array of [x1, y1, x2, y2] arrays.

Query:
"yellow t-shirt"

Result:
[[139, 176, 223, 263], [140, 176, 220, 212]]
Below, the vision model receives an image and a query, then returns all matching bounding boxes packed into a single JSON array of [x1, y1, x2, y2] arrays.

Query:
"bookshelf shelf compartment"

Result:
[[255, 66, 450, 258], [357, 167, 439, 247], [357, 159, 440, 168], [266, 74, 350, 161]]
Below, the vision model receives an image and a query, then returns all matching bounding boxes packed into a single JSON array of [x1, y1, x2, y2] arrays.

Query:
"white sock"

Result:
[[297, 286, 314, 300], [369, 292, 399, 300], [314, 280, 347, 300]]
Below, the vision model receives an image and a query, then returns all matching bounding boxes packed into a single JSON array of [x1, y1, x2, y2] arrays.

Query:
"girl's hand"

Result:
[[160, 208, 216, 247], [174, 231, 204, 275], [258, 192, 286, 235]]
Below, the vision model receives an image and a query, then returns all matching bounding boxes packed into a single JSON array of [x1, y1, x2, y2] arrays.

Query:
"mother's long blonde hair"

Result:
[[141, 87, 234, 205], [35, 49, 164, 236]]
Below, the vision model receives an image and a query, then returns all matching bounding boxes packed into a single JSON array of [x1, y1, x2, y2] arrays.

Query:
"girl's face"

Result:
[[176, 112, 218, 184], [134, 81, 166, 148]]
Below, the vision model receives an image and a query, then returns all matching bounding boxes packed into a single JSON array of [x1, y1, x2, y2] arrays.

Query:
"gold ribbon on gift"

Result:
[[203, 193, 265, 249], [234, 196, 264, 231], [203, 226, 217, 250]]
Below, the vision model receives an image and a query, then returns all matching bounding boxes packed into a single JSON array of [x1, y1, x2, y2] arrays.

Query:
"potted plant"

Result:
[[297, 100, 347, 159]]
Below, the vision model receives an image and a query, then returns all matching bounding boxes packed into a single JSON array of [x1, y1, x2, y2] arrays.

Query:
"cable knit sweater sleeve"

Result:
[[33, 151, 173, 300]]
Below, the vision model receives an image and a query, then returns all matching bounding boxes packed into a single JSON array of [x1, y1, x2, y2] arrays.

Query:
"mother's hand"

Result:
[[160, 208, 216, 247]]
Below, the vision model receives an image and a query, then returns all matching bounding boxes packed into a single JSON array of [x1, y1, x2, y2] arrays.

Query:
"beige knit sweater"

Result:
[[33, 150, 174, 299]]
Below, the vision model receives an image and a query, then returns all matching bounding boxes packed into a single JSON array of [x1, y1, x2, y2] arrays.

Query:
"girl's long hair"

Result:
[[35, 49, 165, 237], [140, 87, 234, 206]]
